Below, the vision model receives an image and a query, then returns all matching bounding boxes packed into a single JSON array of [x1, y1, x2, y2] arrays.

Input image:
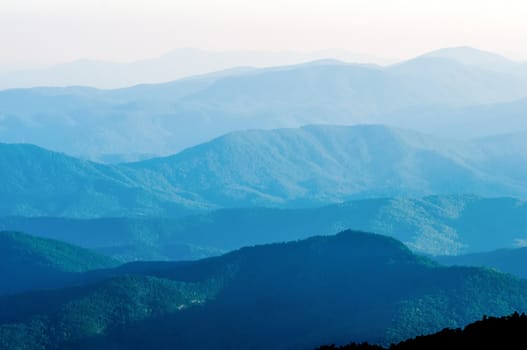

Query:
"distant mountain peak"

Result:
[[421, 46, 518, 71], [424, 46, 511, 59]]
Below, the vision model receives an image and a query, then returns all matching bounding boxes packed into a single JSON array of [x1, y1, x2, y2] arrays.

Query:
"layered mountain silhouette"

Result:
[[2, 125, 527, 217], [0, 48, 390, 89], [437, 247, 527, 279], [2, 45, 526, 350], [2, 231, 527, 349], [1, 47, 526, 160], [128, 125, 527, 206], [3, 195, 527, 259]]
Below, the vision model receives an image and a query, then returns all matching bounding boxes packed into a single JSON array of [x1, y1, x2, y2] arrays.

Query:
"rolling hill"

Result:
[[1, 231, 527, 349], [1, 47, 527, 161], [2, 125, 527, 217], [437, 247, 527, 279], [423, 46, 527, 75], [0, 48, 389, 89], [0, 231, 118, 295], [129, 125, 527, 207], [3, 195, 527, 259], [0, 142, 209, 217]]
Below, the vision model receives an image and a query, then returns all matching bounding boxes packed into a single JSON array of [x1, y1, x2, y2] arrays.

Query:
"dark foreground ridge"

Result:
[[317, 312, 527, 349], [2, 230, 527, 349]]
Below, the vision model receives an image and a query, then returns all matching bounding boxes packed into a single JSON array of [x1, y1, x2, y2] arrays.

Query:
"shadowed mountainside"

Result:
[[2, 231, 527, 349], [0, 231, 118, 295], [3, 195, 527, 259], [316, 312, 527, 350]]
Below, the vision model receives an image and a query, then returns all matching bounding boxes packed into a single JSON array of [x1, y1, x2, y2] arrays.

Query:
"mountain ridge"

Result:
[[421, 46, 526, 74], [0, 231, 119, 295], [2, 125, 527, 217], [3, 194, 527, 260], [2, 230, 527, 349], [0, 48, 392, 90], [437, 246, 527, 279], [2, 49, 527, 161]]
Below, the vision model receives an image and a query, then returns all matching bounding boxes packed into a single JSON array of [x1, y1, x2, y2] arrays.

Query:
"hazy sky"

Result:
[[2, 0, 527, 69]]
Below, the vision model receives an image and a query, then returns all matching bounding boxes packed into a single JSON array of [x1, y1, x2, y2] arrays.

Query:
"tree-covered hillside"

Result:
[[0, 143, 206, 217], [3, 125, 527, 217], [3, 195, 526, 259], [2, 231, 527, 349], [0, 231, 119, 295], [129, 125, 527, 206]]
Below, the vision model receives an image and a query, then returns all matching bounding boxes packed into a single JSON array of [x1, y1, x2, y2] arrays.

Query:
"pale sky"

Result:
[[2, 0, 527, 69]]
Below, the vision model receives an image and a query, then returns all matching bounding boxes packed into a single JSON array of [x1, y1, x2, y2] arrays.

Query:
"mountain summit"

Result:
[[2, 231, 527, 349], [422, 46, 524, 73]]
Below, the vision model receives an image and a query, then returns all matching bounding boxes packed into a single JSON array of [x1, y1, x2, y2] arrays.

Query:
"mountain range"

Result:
[[0, 142, 204, 218], [2, 124, 527, 218], [2, 231, 527, 349], [0, 48, 393, 89], [3, 195, 527, 260], [424, 46, 527, 74], [2, 44, 526, 350], [1, 47, 526, 161], [437, 247, 527, 279]]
